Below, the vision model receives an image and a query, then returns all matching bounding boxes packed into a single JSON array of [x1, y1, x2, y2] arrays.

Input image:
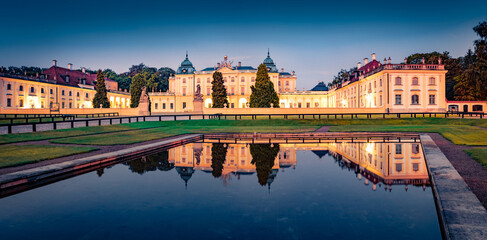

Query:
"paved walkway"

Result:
[[421, 134, 487, 239]]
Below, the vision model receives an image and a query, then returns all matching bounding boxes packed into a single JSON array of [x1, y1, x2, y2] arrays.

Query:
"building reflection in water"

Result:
[[125, 141, 429, 191]]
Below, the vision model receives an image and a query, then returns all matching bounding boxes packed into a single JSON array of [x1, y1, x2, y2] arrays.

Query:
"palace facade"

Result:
[[0, 60, 130, 110], [149, 52, 450, 113]]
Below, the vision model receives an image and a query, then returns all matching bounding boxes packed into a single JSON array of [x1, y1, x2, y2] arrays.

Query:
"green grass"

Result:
[[0, 121, 167, 144], [0, 145, 98, 168], [465, 148, 487, 168]]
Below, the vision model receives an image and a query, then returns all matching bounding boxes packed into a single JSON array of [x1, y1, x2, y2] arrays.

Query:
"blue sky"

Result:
[[1, 0, 486, 89]]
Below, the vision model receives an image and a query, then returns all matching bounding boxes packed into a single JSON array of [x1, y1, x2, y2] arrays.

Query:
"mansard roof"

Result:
[[310, 81, 329, 91]]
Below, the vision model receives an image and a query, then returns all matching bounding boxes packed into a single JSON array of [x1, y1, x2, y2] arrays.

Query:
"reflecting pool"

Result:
[[0, 141, 441, 239]]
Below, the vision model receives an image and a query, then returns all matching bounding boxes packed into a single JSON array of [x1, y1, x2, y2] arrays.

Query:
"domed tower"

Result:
[[263, 49, 278, 73], [177, 52, 196, 74]]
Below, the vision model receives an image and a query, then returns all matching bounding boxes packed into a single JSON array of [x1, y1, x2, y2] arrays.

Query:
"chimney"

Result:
[[404, 57, 408, 64], [372, 53, 376, 60], [52, 60, 57, 67], [364, 58, 369, 65], [388, 57, 391, 64], [82, 67, 86, 74], [238, 61, 241, 67], [217, 63, 220, 68], [281, 68, 284, 73], [357, 62, 362, 69], [68, 63, 73, 70], [383, 58, 387, 64]]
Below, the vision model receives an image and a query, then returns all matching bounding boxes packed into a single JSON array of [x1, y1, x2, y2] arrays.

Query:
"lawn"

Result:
[[465, 148, 487, 168], [0, 145, 98, 168]]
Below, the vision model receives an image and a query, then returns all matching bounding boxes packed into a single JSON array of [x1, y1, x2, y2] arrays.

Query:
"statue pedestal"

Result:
[[193, 99, 203, 114], [138, 102, 150, 116]]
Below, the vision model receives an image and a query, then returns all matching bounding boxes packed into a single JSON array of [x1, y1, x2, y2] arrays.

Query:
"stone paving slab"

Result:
[[0, 134, 202, 190], [421, 134, 487, 240]]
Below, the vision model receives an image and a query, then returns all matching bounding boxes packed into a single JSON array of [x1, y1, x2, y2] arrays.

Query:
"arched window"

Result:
[[19, 85, 23, 91], [412, 77, 419, 85], [41, 88, 44, 94], [241, 77, 245, 82], [231, 77, 235, 82], [86, 93, 89, 98], [395, 77, 402, 85], [182, 78, 186, 84], [429, 77, 436, 85], [69, 91, 72, 96], [7, 84, 11, 90], [30, 87, 35, 93], [411, 94, 419, 105], [77, 92, 80, 97]]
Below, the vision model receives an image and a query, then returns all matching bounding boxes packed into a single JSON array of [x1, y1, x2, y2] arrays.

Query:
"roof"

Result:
[[310, 82, 329, 91], [358, 59, 381, 75], [42, 66, 115, 87]]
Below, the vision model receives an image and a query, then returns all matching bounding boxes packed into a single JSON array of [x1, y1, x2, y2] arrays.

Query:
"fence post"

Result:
[[54, 122, 58, 130], [174, 115, 177, 121], [189, 115, 192, 120], [86, 120, 89, 127], [8, 125, 12, 134], [159, 115, 162, 121]]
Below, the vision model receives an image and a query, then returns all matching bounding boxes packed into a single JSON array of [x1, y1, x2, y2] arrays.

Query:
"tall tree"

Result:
[[92, 70, 110, 108], [211, 71, 229, 108], [211, 143, 228, 178], [130, 72, 147, 108], [250, 144, 280, 186], [147, 73, 159, 92], [250, 64, 279, 108], [454, 20, 487, 101]]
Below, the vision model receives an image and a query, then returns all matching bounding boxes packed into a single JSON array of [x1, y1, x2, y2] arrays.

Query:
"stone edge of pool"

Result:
[[421, 134, 487, 240], [0, 134, 203, 190]]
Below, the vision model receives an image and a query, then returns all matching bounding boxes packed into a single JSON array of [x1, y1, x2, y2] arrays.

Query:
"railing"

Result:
[[0, 112, 483, 135], [0, 72, 56, 84], [360, 64, 445, 80]]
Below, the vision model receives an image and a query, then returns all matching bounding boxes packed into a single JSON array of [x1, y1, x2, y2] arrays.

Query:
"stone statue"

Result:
[[139, 86, 149, 104], [194, 84, 203, 101], [138, 86, 150, 115]]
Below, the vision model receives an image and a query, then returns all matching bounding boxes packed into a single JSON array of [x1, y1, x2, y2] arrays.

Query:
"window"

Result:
[[162, 103, 166, 109], [429, 95, 436, 105], [412, 77, 419, 85], [182, 102, 186, 109], [30, 87, 35, 93], [429, 77, 436, 85], [62, 90, 65, 96], [395, 94, 402, 105], [298, 103, 302, 108], [41, 88, 44, 94], [7, 84, 11, 90], [380, 95, 382, 105], [182, 78, 186, 84], [411, 95, 419, 105], [231, 87, 234, 95], [241, 87, 245, 95], [19, 99, 24, 107], [86, 93, 89, 98], [207, 78, 210, 83], [315, 102, 319, 107], [231, 103, 235, 108], [412, 144, 420, 154], [224, 77, 227, 83], [182, 88, 186, 96], [396, 163, 402, 172], [286, 81, 289, 86], [170, 103, 174, 109], [231, 77, 235, 83], [77, 92, 80, 97], [395, 144, 402, 154], [207, 88, 210, 96], [251, 77, 255, 82], [50, 89, 53, 94], [413, 163, 419, 172], [69, 91, 72, 96], [380, 79, 382, 87], [395, 77, 402, 85], [69, 102, 72, 108], [306, 102, 310, 108], [241, 77, 245, 82], [7, 98, 11, 107], [473, 105, 483, 111], [155, 103, 158, 109], [19, 85, 23, 91]]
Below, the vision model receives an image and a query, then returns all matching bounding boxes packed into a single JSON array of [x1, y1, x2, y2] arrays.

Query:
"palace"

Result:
[[150, 52, 454, 114], [0, 60, 130, 110], [1, 52, 486, 114]]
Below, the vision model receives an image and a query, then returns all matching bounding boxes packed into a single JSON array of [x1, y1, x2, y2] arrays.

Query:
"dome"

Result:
[[177, 52, 196, 74], [263, 49, 278, 73]]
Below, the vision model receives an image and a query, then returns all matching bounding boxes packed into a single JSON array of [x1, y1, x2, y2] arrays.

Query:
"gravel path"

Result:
[[429, 133, 487, 208]]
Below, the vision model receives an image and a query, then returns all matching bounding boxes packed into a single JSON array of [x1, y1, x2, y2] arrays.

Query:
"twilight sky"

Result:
[[1, 0, 486, 89]]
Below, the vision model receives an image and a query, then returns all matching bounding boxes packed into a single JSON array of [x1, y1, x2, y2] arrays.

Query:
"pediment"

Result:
[[217, 67, 236, 74]]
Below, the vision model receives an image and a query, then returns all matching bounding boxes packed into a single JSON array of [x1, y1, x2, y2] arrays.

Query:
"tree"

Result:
[[211, 143, 228, 178], [124, 151, 173, 175], [211, 71, 229, 108], [92, 70, 110, 108], [454, 20, 487, 101], [328, 68, 356, 88], [406, 51, 463, 100], [130, 72, 148, 108], [250, 64, 279, 108], [157, 67, 175, 92], [147, 73, 159, 92], [250, 144, 280, 186]]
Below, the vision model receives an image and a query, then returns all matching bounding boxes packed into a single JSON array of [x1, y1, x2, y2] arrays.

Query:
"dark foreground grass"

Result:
[[0, 145, 98, 168], [465, 148, 487, 168]]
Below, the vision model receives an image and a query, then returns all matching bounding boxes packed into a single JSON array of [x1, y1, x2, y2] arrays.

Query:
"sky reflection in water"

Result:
[[0, 142, 441, 239]]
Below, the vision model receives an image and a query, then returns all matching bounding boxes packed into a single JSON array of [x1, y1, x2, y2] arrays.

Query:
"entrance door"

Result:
[[463, 105, 469, 112]]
